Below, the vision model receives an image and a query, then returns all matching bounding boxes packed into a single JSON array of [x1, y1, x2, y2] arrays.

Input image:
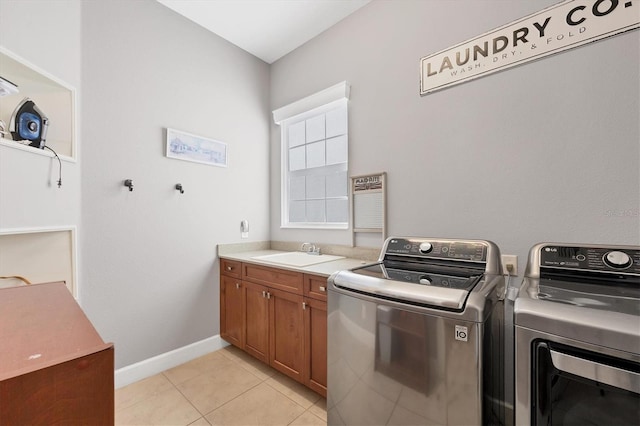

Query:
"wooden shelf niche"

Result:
[[0, 46, 76, 161]]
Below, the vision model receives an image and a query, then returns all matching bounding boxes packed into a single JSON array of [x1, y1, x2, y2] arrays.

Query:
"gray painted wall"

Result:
[[2, 0, 638, 373], [81, 0, 270, 368], [0, 0, 81, 231], [270, 0, 640, 272]]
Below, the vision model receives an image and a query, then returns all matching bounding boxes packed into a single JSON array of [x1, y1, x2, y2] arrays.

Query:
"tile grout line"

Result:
[[218, 348, 321, 413], [117, 348, 326, 426], [114, 373, 177, 413], [287, 408, 325, 426], [262, 377, 321, 411], [161, 371, 207, 426]]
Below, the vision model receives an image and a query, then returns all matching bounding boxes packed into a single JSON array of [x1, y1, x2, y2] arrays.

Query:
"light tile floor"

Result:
[[116, 345, 326, 426]]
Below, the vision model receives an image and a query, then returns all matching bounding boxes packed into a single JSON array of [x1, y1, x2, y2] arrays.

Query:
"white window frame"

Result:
[[273, 82, 350, 229]]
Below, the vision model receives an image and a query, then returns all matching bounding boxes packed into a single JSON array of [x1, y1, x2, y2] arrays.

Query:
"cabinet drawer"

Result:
[[221, 259, 242, 278], [243, 263, 303, 294], [304, 274, 328, 302]]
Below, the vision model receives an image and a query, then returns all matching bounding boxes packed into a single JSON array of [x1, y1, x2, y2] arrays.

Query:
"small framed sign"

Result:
[[351, 172, 387, 246], [166, 128, 227, 167]]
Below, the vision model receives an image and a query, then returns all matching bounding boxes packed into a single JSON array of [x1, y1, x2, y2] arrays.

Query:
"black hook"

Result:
[[124, 179, 134, 192], [175, 183, 184, 194]]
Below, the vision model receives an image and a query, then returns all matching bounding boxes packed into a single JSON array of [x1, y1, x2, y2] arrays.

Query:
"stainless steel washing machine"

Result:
[[327, 237, 506, 426], [514, 243, 640, 426]]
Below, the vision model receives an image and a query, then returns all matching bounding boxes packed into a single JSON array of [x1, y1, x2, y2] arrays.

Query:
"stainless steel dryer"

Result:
[[327, 237, 506, 426], [514, 243, 640, 426]]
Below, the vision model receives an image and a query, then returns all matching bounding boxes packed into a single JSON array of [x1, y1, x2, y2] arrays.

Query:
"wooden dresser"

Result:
[[0, 282, 114, 425]]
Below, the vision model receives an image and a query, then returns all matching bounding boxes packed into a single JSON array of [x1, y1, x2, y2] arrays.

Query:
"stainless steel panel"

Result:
[[515, 279, 640, 355], [328, 289, 483, 426]]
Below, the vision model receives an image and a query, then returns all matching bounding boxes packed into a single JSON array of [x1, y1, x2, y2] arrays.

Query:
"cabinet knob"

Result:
[[227, 266, 233, 271], [262, 290, 266, 298], [267, 292, 271, 299], [302, 302, 307, 310], [319, 286, 326, 292], [235, 283, 240, 289]]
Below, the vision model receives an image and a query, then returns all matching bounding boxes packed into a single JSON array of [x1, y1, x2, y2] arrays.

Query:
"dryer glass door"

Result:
[[533, 341, 640, 425]]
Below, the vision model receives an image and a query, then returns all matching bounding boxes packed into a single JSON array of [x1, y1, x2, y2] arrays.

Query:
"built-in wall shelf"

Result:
[[0, 227, 77, 297], [0, 46, 76, 162]]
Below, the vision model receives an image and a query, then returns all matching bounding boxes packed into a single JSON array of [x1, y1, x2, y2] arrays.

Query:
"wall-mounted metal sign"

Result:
[[351, 172, 386, 246], [420, 0, 639, 96]]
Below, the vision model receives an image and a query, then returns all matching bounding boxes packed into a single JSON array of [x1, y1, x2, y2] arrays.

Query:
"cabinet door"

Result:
[[244, 281, 269, 363], [304, 297, 327, 397], [220, 275, 244, 349], [269, 287, 305, 382]]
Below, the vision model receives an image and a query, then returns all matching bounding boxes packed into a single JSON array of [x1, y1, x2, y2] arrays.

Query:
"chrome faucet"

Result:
[[301, 242, 321, 255]]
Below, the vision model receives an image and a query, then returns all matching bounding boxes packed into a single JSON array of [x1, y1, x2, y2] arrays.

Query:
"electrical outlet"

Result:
[[501, 255, 518, 276]]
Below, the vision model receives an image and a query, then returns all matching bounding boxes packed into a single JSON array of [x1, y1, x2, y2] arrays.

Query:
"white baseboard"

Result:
[[114, 335, 229, 389]]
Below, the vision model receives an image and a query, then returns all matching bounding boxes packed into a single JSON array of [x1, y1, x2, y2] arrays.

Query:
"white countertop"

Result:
[[219, 249, 373, 277]]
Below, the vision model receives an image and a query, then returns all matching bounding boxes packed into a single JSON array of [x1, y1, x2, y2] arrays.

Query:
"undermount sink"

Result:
[[251, 251, 345, 267]]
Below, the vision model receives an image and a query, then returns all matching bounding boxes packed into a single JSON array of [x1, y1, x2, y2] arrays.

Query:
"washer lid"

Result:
[[331, 262, 481, 311]]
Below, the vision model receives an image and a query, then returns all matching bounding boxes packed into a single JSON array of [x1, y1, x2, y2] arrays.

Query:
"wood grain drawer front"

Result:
[[243, 264, 303, 294], [304, 274, 328, 301], [221, 259, 242, 278]]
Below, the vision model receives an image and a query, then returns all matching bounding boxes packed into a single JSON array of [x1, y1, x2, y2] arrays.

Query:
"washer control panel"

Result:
[[540, 245, 640, 274], [385, 238, 487, 262]]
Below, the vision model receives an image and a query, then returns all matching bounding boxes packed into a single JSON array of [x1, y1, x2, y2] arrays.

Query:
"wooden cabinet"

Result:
[[219, 259, 328, 396], [269, 287, 305, 382], [0, 282, 114, 425], [243, 281, 269, 363], [220, 274, 244, 349], [303, 274, 328, 397]]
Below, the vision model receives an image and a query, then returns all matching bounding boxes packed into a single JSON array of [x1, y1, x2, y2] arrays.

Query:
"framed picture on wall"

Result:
[[165, 128, 227, 167]]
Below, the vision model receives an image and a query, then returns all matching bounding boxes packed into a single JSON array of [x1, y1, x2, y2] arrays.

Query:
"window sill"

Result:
[[281, 223, 349, 230]]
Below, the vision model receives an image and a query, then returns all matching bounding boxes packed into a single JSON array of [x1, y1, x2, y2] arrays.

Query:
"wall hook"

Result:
[[124, 179, 134, 192], [175, 183, 184, 194]]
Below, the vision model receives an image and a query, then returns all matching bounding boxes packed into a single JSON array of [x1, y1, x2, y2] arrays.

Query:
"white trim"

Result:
[[281, 223, 348, 230], [273, 81, 350, 124], [279, 96, 349, 229], [0, 139, 76, 163], [114, 335, 229, 389]]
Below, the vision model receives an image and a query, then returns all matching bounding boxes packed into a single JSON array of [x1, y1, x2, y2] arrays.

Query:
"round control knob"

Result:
[[419, 276, 432, 285], [419, 242, 433, 254], [603, 251, 632, 269]]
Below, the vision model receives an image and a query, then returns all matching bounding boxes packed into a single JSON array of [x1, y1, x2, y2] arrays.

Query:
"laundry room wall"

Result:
[[270, 0, 640, 269], [0, 1, 81, 230], [81, 0, 270, 369]]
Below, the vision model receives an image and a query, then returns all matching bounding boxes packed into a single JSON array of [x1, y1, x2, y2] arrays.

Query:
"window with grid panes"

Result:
[[281, 99, 348, 228]]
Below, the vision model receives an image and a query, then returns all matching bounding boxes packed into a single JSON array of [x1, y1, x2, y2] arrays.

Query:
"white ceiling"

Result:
[[157, 0, 371, 64]]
